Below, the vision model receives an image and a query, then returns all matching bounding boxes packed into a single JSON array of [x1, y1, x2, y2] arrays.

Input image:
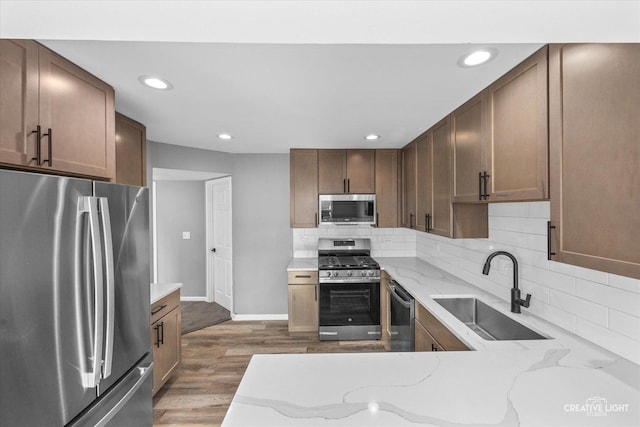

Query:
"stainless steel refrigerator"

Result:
[[0, 169, 152, 426]]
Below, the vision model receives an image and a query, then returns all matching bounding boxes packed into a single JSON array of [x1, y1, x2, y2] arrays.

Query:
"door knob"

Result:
[[211, 248, 216, 253]]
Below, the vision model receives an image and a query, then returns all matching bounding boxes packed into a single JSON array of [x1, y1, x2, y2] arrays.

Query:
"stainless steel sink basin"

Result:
[[433, 297, 548, 341]]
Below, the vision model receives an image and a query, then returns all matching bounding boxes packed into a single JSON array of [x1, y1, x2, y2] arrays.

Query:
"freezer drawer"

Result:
[[69, 353, 153, 427]]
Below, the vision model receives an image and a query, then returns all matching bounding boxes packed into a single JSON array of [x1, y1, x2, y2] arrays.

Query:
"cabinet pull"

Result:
[[483, 171, 490, 199], [154, 323, 162, 348], [295, 275, 311, 278], [314, 285, 318, 301], [409, 213, 414, 229], [347, 179, 350, 193], [315, 212, 318, 227], [376, 212, 379, 228], [42, 128, 52, 166], [431, 344, 439, 351], [31, 125, 42, 165], [426, 214, 432, 232], [547, 221, 557, 260], [159, 321, 164, 346], [479, 171, 490, 200], [343, 178, 346, 193], [478, 172, 483, 200], [151, 304, 167, 315]]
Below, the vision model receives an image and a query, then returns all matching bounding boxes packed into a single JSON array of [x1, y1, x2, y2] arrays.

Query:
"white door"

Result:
[[206, 177, 233, 311]]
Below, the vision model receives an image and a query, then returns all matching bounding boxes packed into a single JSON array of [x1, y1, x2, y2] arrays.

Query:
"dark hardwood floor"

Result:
[[153, 320, 389, 426]]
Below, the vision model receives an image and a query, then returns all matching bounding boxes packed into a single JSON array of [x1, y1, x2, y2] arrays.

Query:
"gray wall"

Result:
[[147, 141, 293, 314], [233, 154, 293, 314], [155, 181, 206, 297]]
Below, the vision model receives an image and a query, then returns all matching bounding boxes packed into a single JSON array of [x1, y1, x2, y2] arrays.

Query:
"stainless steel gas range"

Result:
[[317, 238, 381, 341]]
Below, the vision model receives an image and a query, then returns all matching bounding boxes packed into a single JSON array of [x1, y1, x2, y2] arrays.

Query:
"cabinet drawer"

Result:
[[151, 290, 180, 324], [416, 303, 469, 351], [287, 271, 318, 284]]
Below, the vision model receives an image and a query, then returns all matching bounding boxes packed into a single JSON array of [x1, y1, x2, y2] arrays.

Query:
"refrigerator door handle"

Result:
[[94, 363, 153, 427], [80, 197, 104, 388], [98, 198, 115, 380]]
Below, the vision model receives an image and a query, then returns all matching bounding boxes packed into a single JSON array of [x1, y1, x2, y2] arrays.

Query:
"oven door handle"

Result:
[[389, 285, 412, 309]]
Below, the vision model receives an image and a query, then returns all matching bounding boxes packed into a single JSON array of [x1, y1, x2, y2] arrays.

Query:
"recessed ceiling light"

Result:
[[364, 134, 380, 141], [218, 133, 233, 140], [138, 75, 173, 90], [458, 48, 498, 68]]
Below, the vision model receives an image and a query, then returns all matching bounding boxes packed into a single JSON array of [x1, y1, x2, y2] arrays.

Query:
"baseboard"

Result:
[[231, 314, 288, 321], [180, 296, 209, 302]]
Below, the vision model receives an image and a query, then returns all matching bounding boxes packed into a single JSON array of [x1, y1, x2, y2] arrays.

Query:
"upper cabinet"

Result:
[[0, 40, 38, 166], [548, 44, 640, 280], [401, 142, 417, 228], [115, 113, 146, 187], [452, 47, 549, 203], [318, 149, 375, 194], [374, 149, 401, 228], [0, 40, 115, 180], [484, 46, 548, 201], [290, 149, 319, 228]]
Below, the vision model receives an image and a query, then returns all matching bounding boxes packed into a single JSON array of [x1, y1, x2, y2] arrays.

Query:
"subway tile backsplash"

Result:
[[291, 201, 640, 364]]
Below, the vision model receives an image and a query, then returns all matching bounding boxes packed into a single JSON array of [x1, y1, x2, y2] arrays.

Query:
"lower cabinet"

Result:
[[151, 289, 181, 395], [414, 302, 469, 352], [287, 271, 319, 332]]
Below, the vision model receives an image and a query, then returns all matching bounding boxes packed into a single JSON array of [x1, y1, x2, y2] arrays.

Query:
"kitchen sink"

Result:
[[433, 297, 548, 341]]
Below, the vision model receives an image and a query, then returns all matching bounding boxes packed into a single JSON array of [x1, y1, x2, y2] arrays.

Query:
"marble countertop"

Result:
[[223, 257, 640, 426], [287, 257, 318, 271], [150, 282, 182, 305]]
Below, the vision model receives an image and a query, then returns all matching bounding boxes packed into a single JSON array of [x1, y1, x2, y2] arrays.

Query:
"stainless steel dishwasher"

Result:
[[388, 281, 415, 351]]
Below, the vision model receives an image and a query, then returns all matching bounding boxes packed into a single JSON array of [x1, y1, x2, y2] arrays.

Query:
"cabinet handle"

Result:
[[426, 214, 432, 232], [314, 285, 318, 301], [547, 221, 557, 260], [151, 304, 167, 315], [343, 178, 346, 193], [409, 213, 414, 229], [347, 179, 350, 193], [31, 125, 42, 165], [431, 344, 439, 351], [159, 321, 164, 346], [42, 128, 52, 166], [478, 172, 483, 200], [376, 212, 379, 228], [154, 323, 161, 348], [295, 275, 311, 278], [480, 171, 490, 200]]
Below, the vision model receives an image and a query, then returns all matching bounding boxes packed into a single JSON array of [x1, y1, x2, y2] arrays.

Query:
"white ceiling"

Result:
[[2, 1, 639, 154]]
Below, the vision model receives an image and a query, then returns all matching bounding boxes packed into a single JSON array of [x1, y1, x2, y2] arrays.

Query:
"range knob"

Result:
[[368, 271, 374, 277], [360, 271, 366, 277], [332, 271, 339, 277], [346, 271, 352, 277], [324, 271, 332, 278]]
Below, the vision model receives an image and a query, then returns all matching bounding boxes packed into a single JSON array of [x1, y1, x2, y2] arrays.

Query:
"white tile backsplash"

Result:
[[292, 201, 640, 364]]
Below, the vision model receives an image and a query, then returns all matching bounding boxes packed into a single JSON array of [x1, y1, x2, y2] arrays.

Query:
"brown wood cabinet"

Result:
[[414, 302, 469, 352], [380, 271, 392, 343], [430, 118, 453, 237], [0, 40, 115, 180], [401, 142, 417, 228], [549, 44, 640, 280], [452, 47, 548, 203], [415, 132, 432, 232], [0, 39, 38, 166], [485, 46, 548, 201], [151, 289, 181, 396], [318, 149, 375, 194], [290, 149, 319, 227], [115, 113, 146, 186], [374, 149, 401, 228], [287, 271, 319, 332]]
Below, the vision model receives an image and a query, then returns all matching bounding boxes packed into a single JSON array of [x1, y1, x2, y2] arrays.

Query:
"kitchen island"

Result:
[[223, 258, 640, 426]]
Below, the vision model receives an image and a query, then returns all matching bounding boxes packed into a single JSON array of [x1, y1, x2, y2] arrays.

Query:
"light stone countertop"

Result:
[[150, 282, 182, 305], [287, 257, 318, 271], [223, 257, 640, 426]]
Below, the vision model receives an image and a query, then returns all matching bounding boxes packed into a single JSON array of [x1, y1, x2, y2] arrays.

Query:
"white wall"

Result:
[[415, 201, 640, 365]]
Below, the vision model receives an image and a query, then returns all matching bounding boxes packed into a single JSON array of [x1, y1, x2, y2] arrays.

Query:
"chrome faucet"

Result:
[[482, 251, 531, 313]]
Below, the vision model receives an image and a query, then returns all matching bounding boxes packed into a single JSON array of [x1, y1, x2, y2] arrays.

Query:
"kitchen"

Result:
[[1, 1, 640, 426]]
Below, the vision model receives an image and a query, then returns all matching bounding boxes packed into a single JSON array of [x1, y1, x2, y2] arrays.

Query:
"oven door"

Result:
[[318, 281, 381, 340]]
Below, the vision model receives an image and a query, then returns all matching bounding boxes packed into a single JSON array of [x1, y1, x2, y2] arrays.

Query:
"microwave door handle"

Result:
[[80, 197, 104, 388], [99, 198, 115, 379]]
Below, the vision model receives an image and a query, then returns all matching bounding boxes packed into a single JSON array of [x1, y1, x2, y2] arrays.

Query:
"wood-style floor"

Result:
[[152, 320, 389, 426]]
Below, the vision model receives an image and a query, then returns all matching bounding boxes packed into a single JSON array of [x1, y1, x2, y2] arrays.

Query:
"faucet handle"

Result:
[[521, 293, 532, 308]]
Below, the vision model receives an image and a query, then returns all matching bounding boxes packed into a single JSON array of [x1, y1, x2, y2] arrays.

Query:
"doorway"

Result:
[[205, 177, 233, 312]]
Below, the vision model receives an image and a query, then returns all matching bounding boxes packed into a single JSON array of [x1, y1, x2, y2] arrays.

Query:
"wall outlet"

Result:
[[182, 231, 191, 240]]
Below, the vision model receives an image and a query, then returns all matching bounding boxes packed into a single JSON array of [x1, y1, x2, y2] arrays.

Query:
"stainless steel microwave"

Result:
[[319, 194, 376, 225]]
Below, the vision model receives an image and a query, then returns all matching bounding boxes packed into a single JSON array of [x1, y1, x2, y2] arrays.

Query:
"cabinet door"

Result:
[[415, 133, 432, 232], [318, 149, 346, 193], [452, 93, 485, 202], [415, 320, 443, 352], [549, 44, 640, 280], [431, 117, 453, 237], [290, 149, 318, 227], [152, 307, 181, 395], [485, 46, 548, 201], [402, 142, 417, 228], [115, 113, 146, 186], [38, 45, 115, 179], [0, 39, 38, 166], [346, 149, 375, 193], [374, 149, 400, 227], [288, 284, 319, 332]]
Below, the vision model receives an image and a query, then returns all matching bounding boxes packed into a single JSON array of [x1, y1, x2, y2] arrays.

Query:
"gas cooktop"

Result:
[[318, 255, 379, 270]]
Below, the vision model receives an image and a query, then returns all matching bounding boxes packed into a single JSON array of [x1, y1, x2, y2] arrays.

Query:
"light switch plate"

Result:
[[182, 231, 191, 240]]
